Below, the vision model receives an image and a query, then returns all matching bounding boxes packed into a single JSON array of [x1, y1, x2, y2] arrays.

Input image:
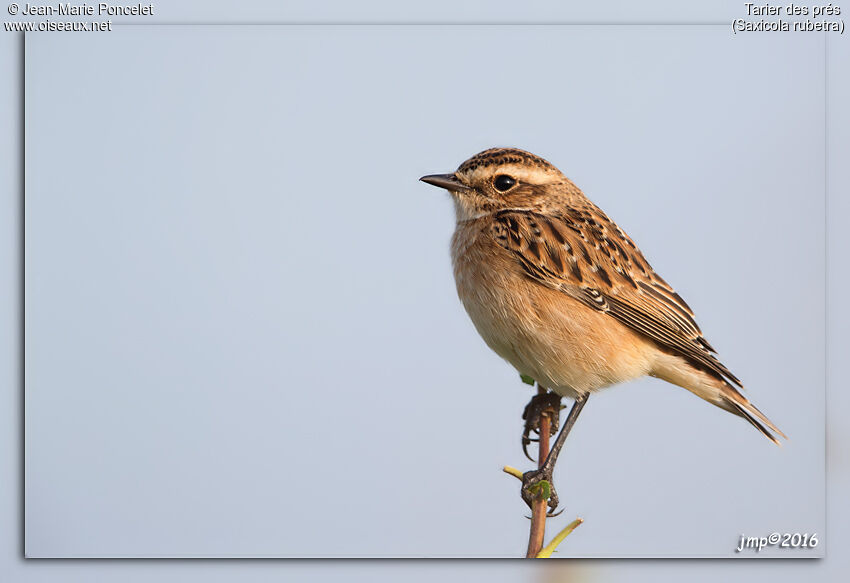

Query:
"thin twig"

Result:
[[502, 466, 523, 480], [535, 518, 584, 558], [525, 387, 553, 558]]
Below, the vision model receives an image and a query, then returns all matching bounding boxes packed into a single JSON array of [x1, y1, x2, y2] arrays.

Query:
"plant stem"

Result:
[[525, 387, 553, 558], [535, 518, 584, 558]]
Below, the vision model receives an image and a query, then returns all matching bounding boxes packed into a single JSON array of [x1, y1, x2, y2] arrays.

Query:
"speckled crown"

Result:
[[457, 148, 557, 174]]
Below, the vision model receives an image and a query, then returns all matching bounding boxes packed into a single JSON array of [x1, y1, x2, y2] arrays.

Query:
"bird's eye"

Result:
[[493, 175, 517, 192]]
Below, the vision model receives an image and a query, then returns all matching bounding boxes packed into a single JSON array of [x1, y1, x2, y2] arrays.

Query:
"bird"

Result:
[[420, 147, 785, 512]]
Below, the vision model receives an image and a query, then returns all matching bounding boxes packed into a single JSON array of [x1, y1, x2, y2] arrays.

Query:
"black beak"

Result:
[[419, 173, 471, 193]]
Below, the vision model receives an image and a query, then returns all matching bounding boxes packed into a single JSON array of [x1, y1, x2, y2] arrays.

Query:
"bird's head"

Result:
[[420, 147, 579, 221]]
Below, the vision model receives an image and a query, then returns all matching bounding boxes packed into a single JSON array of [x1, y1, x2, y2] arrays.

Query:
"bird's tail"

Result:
[[652, 354, 786, 445], [715, 384, 787, 446]]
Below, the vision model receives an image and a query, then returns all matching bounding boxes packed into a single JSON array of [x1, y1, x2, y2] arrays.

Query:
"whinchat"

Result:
[[421, 148, 784, 510]]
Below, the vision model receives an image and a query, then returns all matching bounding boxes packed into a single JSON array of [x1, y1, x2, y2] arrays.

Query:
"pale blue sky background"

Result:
[[3, 0, 850, 580], [24, 24, 824, 558]]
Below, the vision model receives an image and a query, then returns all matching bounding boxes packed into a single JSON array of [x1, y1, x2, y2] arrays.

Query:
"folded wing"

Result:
[[490, 207, 742, 388]]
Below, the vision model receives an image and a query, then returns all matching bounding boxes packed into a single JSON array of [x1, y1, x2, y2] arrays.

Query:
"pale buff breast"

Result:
[[451, 219, 659, 397]]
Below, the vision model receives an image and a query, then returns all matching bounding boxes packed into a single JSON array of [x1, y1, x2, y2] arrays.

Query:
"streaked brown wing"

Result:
[[490, 208, 741, 387]]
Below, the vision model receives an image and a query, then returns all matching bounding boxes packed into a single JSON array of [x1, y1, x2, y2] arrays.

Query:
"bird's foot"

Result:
[[521, 390, 562, 462], [521, 466, 562, 516]]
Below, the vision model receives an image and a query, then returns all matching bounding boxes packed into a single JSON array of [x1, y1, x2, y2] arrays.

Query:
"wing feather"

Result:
[[491, 208, 741, 387]]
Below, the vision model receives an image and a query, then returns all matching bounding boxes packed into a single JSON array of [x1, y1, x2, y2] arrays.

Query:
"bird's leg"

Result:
[[521, 385, 562, 462], [521, 393, 589, 515]]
